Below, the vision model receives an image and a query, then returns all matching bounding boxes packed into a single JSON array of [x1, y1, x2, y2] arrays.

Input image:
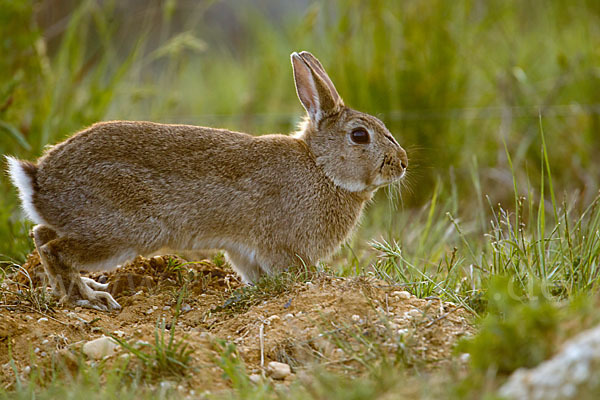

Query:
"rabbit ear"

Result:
[[291, 51, 344, 124]]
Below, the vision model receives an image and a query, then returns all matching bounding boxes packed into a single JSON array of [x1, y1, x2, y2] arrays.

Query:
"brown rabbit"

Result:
[[6, 51, 408, 311]]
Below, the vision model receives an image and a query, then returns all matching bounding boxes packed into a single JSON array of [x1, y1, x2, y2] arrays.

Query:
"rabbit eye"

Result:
[[350, 128, 370, 144]]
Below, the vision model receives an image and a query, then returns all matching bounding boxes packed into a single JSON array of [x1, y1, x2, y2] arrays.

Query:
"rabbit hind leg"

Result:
[[37, 235, 126, 311]]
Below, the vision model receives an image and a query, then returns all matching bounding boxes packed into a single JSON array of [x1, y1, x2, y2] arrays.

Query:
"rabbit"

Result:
[[6, 51, 408, 311]]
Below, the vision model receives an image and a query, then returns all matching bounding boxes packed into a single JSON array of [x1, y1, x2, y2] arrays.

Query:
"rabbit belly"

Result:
[[79, 248, 138, 272]]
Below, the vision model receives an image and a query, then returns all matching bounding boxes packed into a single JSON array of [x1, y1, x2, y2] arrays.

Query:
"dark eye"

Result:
[[350, 128, 370, 144]]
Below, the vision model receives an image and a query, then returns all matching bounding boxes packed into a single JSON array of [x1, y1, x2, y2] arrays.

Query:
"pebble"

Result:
[[181, 304, 192, 312], [152, 255, 166, 268], [145, 308, 155, 315], [267, 315, 280, 323], [37, 317, 48, 323], [41, 339, 49, 345], [23, 366, 31, 375], [82, 336, 119, 360], [249, 373, 262, 383], [266, 361, 291, 380], [351, 314, 361, 321], [159, 381, 173, 390], [284, 313, 294, 319], [392, 291, 411, 300], [112, 330, 126, 338], [163, 306, 171, 311]]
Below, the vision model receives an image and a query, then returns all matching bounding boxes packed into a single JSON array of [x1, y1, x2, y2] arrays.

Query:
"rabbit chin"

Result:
[[330, 176, 371, 193], [370, 173, 404, 190], [332, 175, 401, 193]]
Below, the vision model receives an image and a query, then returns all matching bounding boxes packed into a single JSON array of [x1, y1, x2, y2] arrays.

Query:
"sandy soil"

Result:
[[0, 252, 473, 393]]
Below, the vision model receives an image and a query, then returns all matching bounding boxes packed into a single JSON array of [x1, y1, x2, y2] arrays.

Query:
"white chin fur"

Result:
[[6, 156, 47, 225], [331, 176, 370, 193]]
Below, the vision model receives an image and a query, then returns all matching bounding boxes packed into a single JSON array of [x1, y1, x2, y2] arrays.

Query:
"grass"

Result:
[[109, 285, 194, 380], [0, 260, 56, 313], [1, 0, 600, 398], [212, 266, 318, 315]]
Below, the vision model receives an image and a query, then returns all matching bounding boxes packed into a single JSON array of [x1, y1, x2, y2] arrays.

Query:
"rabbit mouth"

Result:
[[378, 155, 405, 183]]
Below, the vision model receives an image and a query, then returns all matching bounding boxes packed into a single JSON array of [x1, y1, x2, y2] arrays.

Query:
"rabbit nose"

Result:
[[398, 147, 408, 170]]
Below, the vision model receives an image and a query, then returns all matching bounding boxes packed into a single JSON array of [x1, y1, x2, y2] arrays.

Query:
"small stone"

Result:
[[266, 361, 291, 380], [267, 315, 280, 323], [152, 255, 166, 269], [160, 381, 173, 390], [181, 304, 192, 312], [163, 306, 171, 311], [249, 373, 262, 383], [284, 313, 294, 319], [145, 308, 155, 315], [351, 314, 361, 322], [112, 330, 126, 338], [41, 339, 49, 345], [392, 291, 411, 300], [37, 317, 48, 323], [22, 366, 31, 375], [459, 353, 470, 362], [82, 336, 119, 360]]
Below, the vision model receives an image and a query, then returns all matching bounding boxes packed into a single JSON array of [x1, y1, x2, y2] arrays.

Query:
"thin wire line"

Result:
[[150, 103, 600, 125]]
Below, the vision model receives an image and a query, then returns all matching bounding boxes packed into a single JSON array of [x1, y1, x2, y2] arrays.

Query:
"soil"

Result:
[[0, 252, 474, 394]]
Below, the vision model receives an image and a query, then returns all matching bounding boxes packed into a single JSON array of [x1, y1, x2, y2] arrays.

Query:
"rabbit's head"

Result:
[[292, 51, 407, 193]]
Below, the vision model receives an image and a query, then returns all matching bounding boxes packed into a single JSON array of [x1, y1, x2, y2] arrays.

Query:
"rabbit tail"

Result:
[[6, 156, 46, 225]]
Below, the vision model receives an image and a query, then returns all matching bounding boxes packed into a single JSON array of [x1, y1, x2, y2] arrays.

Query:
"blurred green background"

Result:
[[1, 0, 599, 260]]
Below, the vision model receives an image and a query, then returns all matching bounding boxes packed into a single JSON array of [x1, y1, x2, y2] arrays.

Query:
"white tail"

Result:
[[6, 156, 46, 225]]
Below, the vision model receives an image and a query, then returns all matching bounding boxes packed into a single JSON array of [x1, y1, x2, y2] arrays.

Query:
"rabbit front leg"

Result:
[[225, 247, 264, 284], [36, 234, 122, 311]]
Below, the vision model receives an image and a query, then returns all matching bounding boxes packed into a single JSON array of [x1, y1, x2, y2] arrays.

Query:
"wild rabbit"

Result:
[[7, 51, 408, 311]]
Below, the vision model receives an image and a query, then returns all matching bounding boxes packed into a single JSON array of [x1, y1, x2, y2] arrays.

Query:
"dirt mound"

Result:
[[0, 253, 473, 393]]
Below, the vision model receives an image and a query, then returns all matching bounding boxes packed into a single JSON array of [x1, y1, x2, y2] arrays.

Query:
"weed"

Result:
[[457, 276, 561, 375], [0, 260, 55, 313], [212, 267, 317, 315], [110, 286, 193, 379]]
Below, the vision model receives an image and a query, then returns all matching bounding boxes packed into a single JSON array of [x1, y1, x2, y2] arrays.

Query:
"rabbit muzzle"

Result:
[[374, 147, 408, 187]]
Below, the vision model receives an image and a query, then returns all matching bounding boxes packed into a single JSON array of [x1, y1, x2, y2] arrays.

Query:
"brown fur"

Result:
[[7, 51, 408, 311]]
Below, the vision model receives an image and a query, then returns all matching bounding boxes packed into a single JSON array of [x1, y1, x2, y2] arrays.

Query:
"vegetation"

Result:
[[2, 0, 600, 398]]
